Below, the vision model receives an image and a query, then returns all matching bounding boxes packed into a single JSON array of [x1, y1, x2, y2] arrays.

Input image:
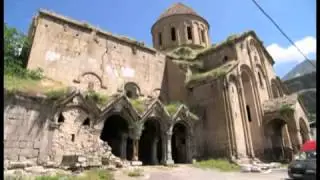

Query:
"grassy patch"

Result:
[[127, 168, 144, 177], [279, 104, 295, 116], [186, 62, 235, 86], [86, 90, 110, 105], [129, 99, 146, 113], [4, 74, 67, 99], [165, 102, 182, 115], [193, 159, 240, 172], [32, 169, 114, 180]]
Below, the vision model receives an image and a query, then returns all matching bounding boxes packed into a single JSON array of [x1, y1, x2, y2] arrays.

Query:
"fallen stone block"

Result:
[[131, 161, 142, 166], [240, 164, 252, 172], [9, 161, 33, 169]]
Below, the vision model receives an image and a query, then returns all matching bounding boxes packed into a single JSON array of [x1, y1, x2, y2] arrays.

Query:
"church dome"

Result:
[[151, 3, 211, 51]]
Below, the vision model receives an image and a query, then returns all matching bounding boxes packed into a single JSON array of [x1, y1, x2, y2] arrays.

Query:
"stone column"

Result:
[[132, 139, 139, 161], [120, 133, 128, 160], [151, 137, 159, 165], [165, 131, 174, 165]]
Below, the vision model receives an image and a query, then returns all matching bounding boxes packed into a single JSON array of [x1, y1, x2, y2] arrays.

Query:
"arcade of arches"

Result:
[[99, 114, 193, 165]]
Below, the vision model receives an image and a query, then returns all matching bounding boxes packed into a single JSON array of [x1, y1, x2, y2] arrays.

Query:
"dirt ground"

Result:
[[114, 164, 290, 180]]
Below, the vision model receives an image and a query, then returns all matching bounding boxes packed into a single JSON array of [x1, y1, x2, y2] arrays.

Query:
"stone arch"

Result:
[[240, 65, 261, 155], [171, 120, 192, 164], [124, 82, 141, 99], [75, 72, 105, 91], [264, 118, 287, 161], [228, 74, 247, 158], [100, 113, 132, 160], [139, 117, 163, 165], [299, 118, 310, 144]]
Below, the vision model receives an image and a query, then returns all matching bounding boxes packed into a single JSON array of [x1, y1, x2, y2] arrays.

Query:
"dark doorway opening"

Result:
[[100, 115, 132, 160], [139, 118, 162, 165], [172, 122, 188, 163]]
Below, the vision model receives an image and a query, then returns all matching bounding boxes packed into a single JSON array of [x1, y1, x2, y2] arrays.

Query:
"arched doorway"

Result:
[[241, 69, 260, 154], [267, 119, 286, 161], [172, 122, 189, 164], [100, 115, 132, 160], [139, 118, 162, 165], [299, 118, 309, 144]]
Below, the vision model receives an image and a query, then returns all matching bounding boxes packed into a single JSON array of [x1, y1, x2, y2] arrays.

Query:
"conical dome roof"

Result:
[[157, 3, 201, 20]]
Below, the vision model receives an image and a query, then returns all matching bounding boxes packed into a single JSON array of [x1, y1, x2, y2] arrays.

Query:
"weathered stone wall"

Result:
[[4, 93, 53, 167], [191, 80, 230, 157], [161, 59, 188, 103], [3, 92, 123, 170], [27, 11, 166, 97]]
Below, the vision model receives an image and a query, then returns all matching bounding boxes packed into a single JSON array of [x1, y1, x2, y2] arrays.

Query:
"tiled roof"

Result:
[[158, 3, 201, 20]]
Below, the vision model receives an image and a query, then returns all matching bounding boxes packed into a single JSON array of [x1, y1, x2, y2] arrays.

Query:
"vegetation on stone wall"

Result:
[[186, 62, 232, 85], [279, 104, 295, 116], [165, 102, 182, 115], [86, 90, 110, 105], [129, 99, 146, 113]]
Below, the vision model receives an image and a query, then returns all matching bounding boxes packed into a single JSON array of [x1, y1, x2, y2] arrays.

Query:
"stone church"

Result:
[[4, 3, 312, 168]]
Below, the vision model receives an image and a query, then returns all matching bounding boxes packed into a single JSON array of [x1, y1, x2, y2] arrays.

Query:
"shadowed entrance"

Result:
[[265, 119, 286, 161], [139, 118, 163, 165], [172, 122, 188, 163], [100, 115, 132, 160]]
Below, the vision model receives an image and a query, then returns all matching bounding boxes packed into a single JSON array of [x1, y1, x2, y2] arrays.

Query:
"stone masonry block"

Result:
[[19, 148, 33, 156]]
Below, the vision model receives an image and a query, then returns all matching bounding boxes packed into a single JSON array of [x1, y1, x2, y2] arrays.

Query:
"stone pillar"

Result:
[[165, 131, 174, 165], [151, 137, 159, 165], [120, 133, 128, 160], [132, 139, 139, 161]]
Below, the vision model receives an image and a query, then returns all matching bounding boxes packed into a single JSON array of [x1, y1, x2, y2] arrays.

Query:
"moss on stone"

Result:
[[129, 99, 146, 113], [86, 90, 110, 105], [44, 88, 69, 100], [186, 62, 235, 86], [279, 103, 295, 115], [165, 102, 182, 115]]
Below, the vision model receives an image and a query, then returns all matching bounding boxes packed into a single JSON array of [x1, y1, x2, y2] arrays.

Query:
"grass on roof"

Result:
[[186, 62, 234, 85], [165, 102, 182, 115], [4, 74, 68, 99]]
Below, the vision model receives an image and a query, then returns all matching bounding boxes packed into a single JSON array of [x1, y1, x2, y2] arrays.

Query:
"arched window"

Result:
[[201, 29, 206, 43], [258, 72, 264, 88], [158, 32, 162, 46], [171, 27, 176, 41], [187, 26, 192, 40], [124, 82, 140, 99]]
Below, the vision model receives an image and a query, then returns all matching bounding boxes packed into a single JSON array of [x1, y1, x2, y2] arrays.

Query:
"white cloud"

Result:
[[266, 36, 316, 64]]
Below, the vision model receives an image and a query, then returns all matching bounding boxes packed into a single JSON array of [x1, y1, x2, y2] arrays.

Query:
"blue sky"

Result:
[[4, 0, 316, 78]]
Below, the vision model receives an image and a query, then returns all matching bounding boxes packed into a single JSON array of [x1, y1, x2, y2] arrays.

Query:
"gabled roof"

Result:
[[140, 99, 170, 122], [197, 31, 275, 65]]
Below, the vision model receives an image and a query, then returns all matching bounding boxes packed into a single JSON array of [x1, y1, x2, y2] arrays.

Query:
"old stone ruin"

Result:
[[4, 87, 199, 175]]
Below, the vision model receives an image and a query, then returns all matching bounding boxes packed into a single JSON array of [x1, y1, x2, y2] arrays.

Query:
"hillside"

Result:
[[282, 60, 316, 81], [283, 60, 316, 122]]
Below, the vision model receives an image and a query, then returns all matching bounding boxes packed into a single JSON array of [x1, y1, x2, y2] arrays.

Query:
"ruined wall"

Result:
[[191, 80, 230, 157], [4, 93, 53, 166], [3, 92, 119, 169], [27, 11, 166, 97]]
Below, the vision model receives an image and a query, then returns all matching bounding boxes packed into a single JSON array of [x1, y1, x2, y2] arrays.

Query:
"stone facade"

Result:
[[4, 2, 312, 169]]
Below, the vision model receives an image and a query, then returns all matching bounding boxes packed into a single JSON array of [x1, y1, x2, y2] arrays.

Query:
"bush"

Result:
[[127, 168, 144, 177]]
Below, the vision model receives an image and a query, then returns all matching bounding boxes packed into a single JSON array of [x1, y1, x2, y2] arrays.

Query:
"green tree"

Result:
[[4, 23, 42, 79]]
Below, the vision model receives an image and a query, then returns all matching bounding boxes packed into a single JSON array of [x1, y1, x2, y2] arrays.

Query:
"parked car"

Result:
[[288, 140, 316, 180]]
